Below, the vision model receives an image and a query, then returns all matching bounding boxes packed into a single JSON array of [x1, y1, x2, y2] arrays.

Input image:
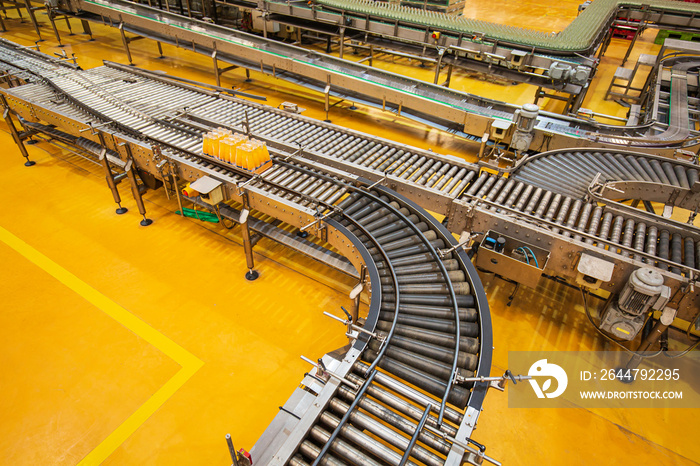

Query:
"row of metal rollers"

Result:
[[189, 99, 476, 196], [43, 70, 212, 153], [290, 191, 482, 465], [513, 151, 700, 199], [466, 173, 700, 276], [32, 63, 476, 198]]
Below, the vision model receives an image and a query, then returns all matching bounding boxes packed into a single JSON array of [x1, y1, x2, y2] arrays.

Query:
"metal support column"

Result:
[[2, 96, 35, 166], [123, 143, 153, 226], [45, 6, 64, 46], [22, 0, 42, 41], [119, 22, 134, 65], [240, 194, 259, 280], [81, 19, 93, 40], [96, 144, 128, 214], [156, 41, 164, 58], [623, 308, 676, 373]]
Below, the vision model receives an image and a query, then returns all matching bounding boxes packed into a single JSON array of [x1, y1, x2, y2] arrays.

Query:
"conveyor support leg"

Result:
[[2, 97, 35, 166], [22, 0, 42, 41], [81, 19, 93, 40], [123, 144, 152, 226], [241, 214, 259, 281], [97, 148, 128, 215]]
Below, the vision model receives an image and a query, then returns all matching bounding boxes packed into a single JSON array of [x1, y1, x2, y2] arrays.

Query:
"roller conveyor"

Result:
[[511, 148, 700, 205], [0, 39, 493, 465], [461, 168, 700, 280]]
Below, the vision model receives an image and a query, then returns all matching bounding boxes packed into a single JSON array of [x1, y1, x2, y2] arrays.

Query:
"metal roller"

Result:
[[625, 155, 654, 182], [534, 190, 553, 218], [645, 225, 658, 262], [465, 173, 489, 196], [494, 178, 516, 205], [344, 372, 462, 433], [374, 332, 479, 370], [622, 218, 635, 250], [317, 411, 424, 466], [400, 156, 427, 180], [378, 252, 453, 268], [475, 175, 497, 198], [609, 216, 624, 252], [524, 187, 543, 214], [392, 259, 461, 275], [504, 182, 525, 208], [367, 323, 479, 353], [552, 196, 572, 234], [445, 169, 475, 196], [662, 162, 681, 186], [364, 214, 420, 238], [381, 293, 475, 308], [688, 168, 699, 188], [327, 398, 445, 466], [361, 352, 471, 408], [670, 233, 682, 275], [585, 206, 603, 245], [381, 281, 470, 295], [658, 229, 670, 269], [379, 270, 466, 285], [432, 165, 459, 190], [633, 222, 646, 261], [374, 223, 430, 244], [335, 386, 453, 456], [597, 212, 613, 249], [674, 165, 690, 189], [307, 423, 385, 466], [289, 455, 313, 466], [514, 185, 534, 212], [408, 159, 436, 183], [381, 239, 446, 260], [379, 302, 477, 321], [376, 314, 479, 337], [684, 237, 695, 270], [649, 160, 672, 184], [379, 230, 437, 252], [366, 344, 473, 391]]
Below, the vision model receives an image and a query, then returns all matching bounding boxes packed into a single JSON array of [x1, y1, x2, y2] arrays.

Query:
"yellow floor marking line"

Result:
[[0, 226, 204, 465]]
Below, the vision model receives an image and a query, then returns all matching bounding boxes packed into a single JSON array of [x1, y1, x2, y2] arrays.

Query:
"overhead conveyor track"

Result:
[[0, 38, 493, 465]]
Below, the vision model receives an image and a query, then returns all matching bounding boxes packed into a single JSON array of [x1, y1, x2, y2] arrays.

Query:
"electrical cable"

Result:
[[514, 247, 530, 264], [521, 246, 539, 268]]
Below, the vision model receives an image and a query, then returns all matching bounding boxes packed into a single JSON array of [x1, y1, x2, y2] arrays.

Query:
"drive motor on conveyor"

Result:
[[511, 103, 540, 152], [599, 268, 672, 340]]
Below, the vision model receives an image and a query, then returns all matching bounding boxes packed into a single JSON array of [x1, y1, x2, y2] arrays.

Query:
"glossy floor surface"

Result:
[[1, 1, 698, 465]]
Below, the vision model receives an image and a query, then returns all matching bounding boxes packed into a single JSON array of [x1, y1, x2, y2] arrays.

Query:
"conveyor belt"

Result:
[[0, 38, 493, 465], [512, 148, 700, 200], [314, 0, 700, 53]]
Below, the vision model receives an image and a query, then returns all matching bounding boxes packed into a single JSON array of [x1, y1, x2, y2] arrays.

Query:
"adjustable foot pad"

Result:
[[245, 270, 259, 281], [140, 218, 153, 226], [116, 207, 128, 215], [24, 160, 36, 167]]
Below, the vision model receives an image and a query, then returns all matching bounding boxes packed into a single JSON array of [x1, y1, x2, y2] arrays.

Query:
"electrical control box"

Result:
[[190, 176, 224, 205], [475, 231, 549, 289]]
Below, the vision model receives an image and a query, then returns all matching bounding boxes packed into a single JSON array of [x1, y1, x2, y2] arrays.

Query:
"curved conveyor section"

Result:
[[0, 39, 493, 465], [511, 148, 700, 200]]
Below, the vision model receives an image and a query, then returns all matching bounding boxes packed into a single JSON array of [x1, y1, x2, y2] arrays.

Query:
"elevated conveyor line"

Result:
[[314, 0, 700, 54], [0, 38, 493, 465], [55, 1, 700, 156]]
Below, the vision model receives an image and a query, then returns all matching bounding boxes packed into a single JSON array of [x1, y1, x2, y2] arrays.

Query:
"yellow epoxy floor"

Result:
[[0, 2, 698, 465]]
